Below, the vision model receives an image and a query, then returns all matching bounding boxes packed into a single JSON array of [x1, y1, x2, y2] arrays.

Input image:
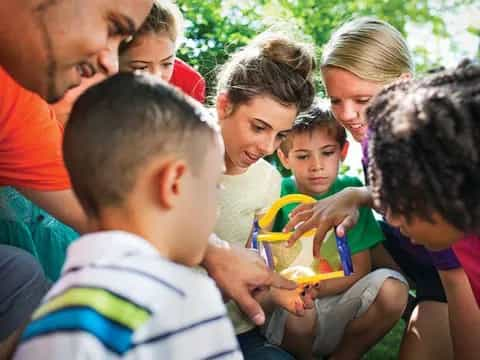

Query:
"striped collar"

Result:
[[63, 231, 160, 273]]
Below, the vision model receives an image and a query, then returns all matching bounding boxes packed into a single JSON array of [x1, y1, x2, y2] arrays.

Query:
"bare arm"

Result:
[[17, 188, 89, 234], [439, 268, 480, 360]]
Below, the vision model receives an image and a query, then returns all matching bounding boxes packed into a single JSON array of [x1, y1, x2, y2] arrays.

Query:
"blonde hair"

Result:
[[321, 17, 414, 83], [119, 0, 184, 53], [217, 31, 316, 112]]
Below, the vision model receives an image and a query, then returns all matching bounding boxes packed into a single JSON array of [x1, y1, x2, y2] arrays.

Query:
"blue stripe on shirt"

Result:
[[21, 307, 134, 355]]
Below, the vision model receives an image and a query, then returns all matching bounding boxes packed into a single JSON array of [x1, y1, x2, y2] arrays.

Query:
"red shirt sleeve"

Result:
[[0, 67, 71, 190], [170, 58, 206, 103], [453, 234, 480, 307]]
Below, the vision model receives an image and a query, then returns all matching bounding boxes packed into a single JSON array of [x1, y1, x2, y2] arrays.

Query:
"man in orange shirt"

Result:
[[0, 1, 153, 358], [0, 2, 295, 358]]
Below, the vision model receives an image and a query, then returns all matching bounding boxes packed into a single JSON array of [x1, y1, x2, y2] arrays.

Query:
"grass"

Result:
[[365, 320, 405, 359]]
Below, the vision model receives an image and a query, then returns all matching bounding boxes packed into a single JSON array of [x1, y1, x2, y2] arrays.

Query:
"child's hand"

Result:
[[269, 285, 315, 316], [303, 282, 324, 300]]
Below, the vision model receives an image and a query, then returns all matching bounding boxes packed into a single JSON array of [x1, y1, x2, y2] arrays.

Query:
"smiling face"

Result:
[[0, 0, 152, 102], [217, 94, 297, 175], [322, 66, 384, 143], [119, 32, 176, 82], [279, 127, 345, 196]]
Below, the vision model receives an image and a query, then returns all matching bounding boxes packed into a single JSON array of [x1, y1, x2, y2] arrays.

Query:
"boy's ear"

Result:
[[216, 91, 233, 120], [277, 148, 291, 170], [340, 140, 349, 161], [154, 159, 187, 209]]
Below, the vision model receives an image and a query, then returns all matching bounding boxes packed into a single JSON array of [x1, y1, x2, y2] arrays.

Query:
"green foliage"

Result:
[[467, 25, 480, 60], [275, 0, 443, 46], [177, 0, 265, 101], [366, 320, 405, 359], [176, 0, 467, 99]]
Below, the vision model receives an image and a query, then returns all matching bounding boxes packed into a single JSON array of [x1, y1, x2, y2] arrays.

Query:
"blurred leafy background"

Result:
[[177, 0, 479, 101]]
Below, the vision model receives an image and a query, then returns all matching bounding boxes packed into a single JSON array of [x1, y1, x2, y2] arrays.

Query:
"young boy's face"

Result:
[[119, 33, 176, 82], [385, 209, 463, 250], [176, 133, 225, 266], [280, 128, 345, 197]]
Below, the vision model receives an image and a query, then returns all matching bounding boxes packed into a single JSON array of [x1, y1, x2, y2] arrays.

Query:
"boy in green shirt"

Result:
[[264, 103, 408, 359]]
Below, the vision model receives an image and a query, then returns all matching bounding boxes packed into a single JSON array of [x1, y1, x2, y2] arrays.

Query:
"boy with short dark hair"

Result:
[[14, 73, 242, 359], [266, 102, 408, 359]]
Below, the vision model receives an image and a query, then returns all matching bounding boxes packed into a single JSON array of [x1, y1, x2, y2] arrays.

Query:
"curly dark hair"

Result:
[[366, 59, 480, 233]]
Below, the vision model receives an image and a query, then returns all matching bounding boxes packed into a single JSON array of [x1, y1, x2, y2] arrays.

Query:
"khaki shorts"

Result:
[[263, 268, 407, 356]]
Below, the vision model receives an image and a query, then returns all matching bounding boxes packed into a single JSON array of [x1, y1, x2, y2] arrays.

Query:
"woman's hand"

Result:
[[283, 187, 372, 257]]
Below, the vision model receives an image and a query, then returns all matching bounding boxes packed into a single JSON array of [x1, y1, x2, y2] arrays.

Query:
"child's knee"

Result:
[[375, 277, 409, 318], [285, 308, 317, 337]]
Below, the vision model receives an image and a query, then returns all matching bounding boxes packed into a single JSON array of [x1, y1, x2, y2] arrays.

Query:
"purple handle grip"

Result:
[[335, 229, 354, 275]]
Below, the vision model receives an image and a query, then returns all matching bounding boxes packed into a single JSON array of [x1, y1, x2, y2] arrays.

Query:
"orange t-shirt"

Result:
[[0, 67, 71, 190]]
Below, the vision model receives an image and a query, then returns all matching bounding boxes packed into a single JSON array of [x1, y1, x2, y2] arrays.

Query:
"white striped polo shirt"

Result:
[[14, 231, 243, 360]]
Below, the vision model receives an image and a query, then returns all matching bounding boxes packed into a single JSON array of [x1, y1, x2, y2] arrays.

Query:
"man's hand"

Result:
[[202, 237, 296, 325], [284, 187, 368, 257]]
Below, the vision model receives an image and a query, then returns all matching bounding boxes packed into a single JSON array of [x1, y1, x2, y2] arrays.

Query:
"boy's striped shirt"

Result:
[[14, 231, 242, 359]]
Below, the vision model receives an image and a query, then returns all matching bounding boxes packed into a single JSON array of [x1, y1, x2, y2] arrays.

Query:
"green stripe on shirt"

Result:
[[33, 287, 150, 330]]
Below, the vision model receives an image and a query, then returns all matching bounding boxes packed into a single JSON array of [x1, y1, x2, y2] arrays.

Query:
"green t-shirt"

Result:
[[272, 175, 383, 255]]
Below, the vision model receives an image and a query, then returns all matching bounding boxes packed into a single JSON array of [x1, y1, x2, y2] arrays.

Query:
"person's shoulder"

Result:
[[0, 66, 19, 92], [0, 66, 49, 108], [170, 265, 220, 294], [280, 176, 297, 195], [17, 270, 146, 358], [251, 159, 282, 187], [57, 248, 226, 319], [173, 58, 202, 78], [171, 58, 205, 88], [252, 158, 281, 176], [0, 67, 68, 190], [170, 59, 206, 103], [0, 66, 52, 125], [125, 255, 223, 305]]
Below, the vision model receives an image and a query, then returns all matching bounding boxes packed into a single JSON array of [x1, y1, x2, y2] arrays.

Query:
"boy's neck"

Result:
[[294, 178, 334, 199], [91, 206, 174, 259]]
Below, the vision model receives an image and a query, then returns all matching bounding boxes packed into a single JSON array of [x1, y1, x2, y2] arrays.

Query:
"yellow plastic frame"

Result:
[[257, 194, 345, 285]]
